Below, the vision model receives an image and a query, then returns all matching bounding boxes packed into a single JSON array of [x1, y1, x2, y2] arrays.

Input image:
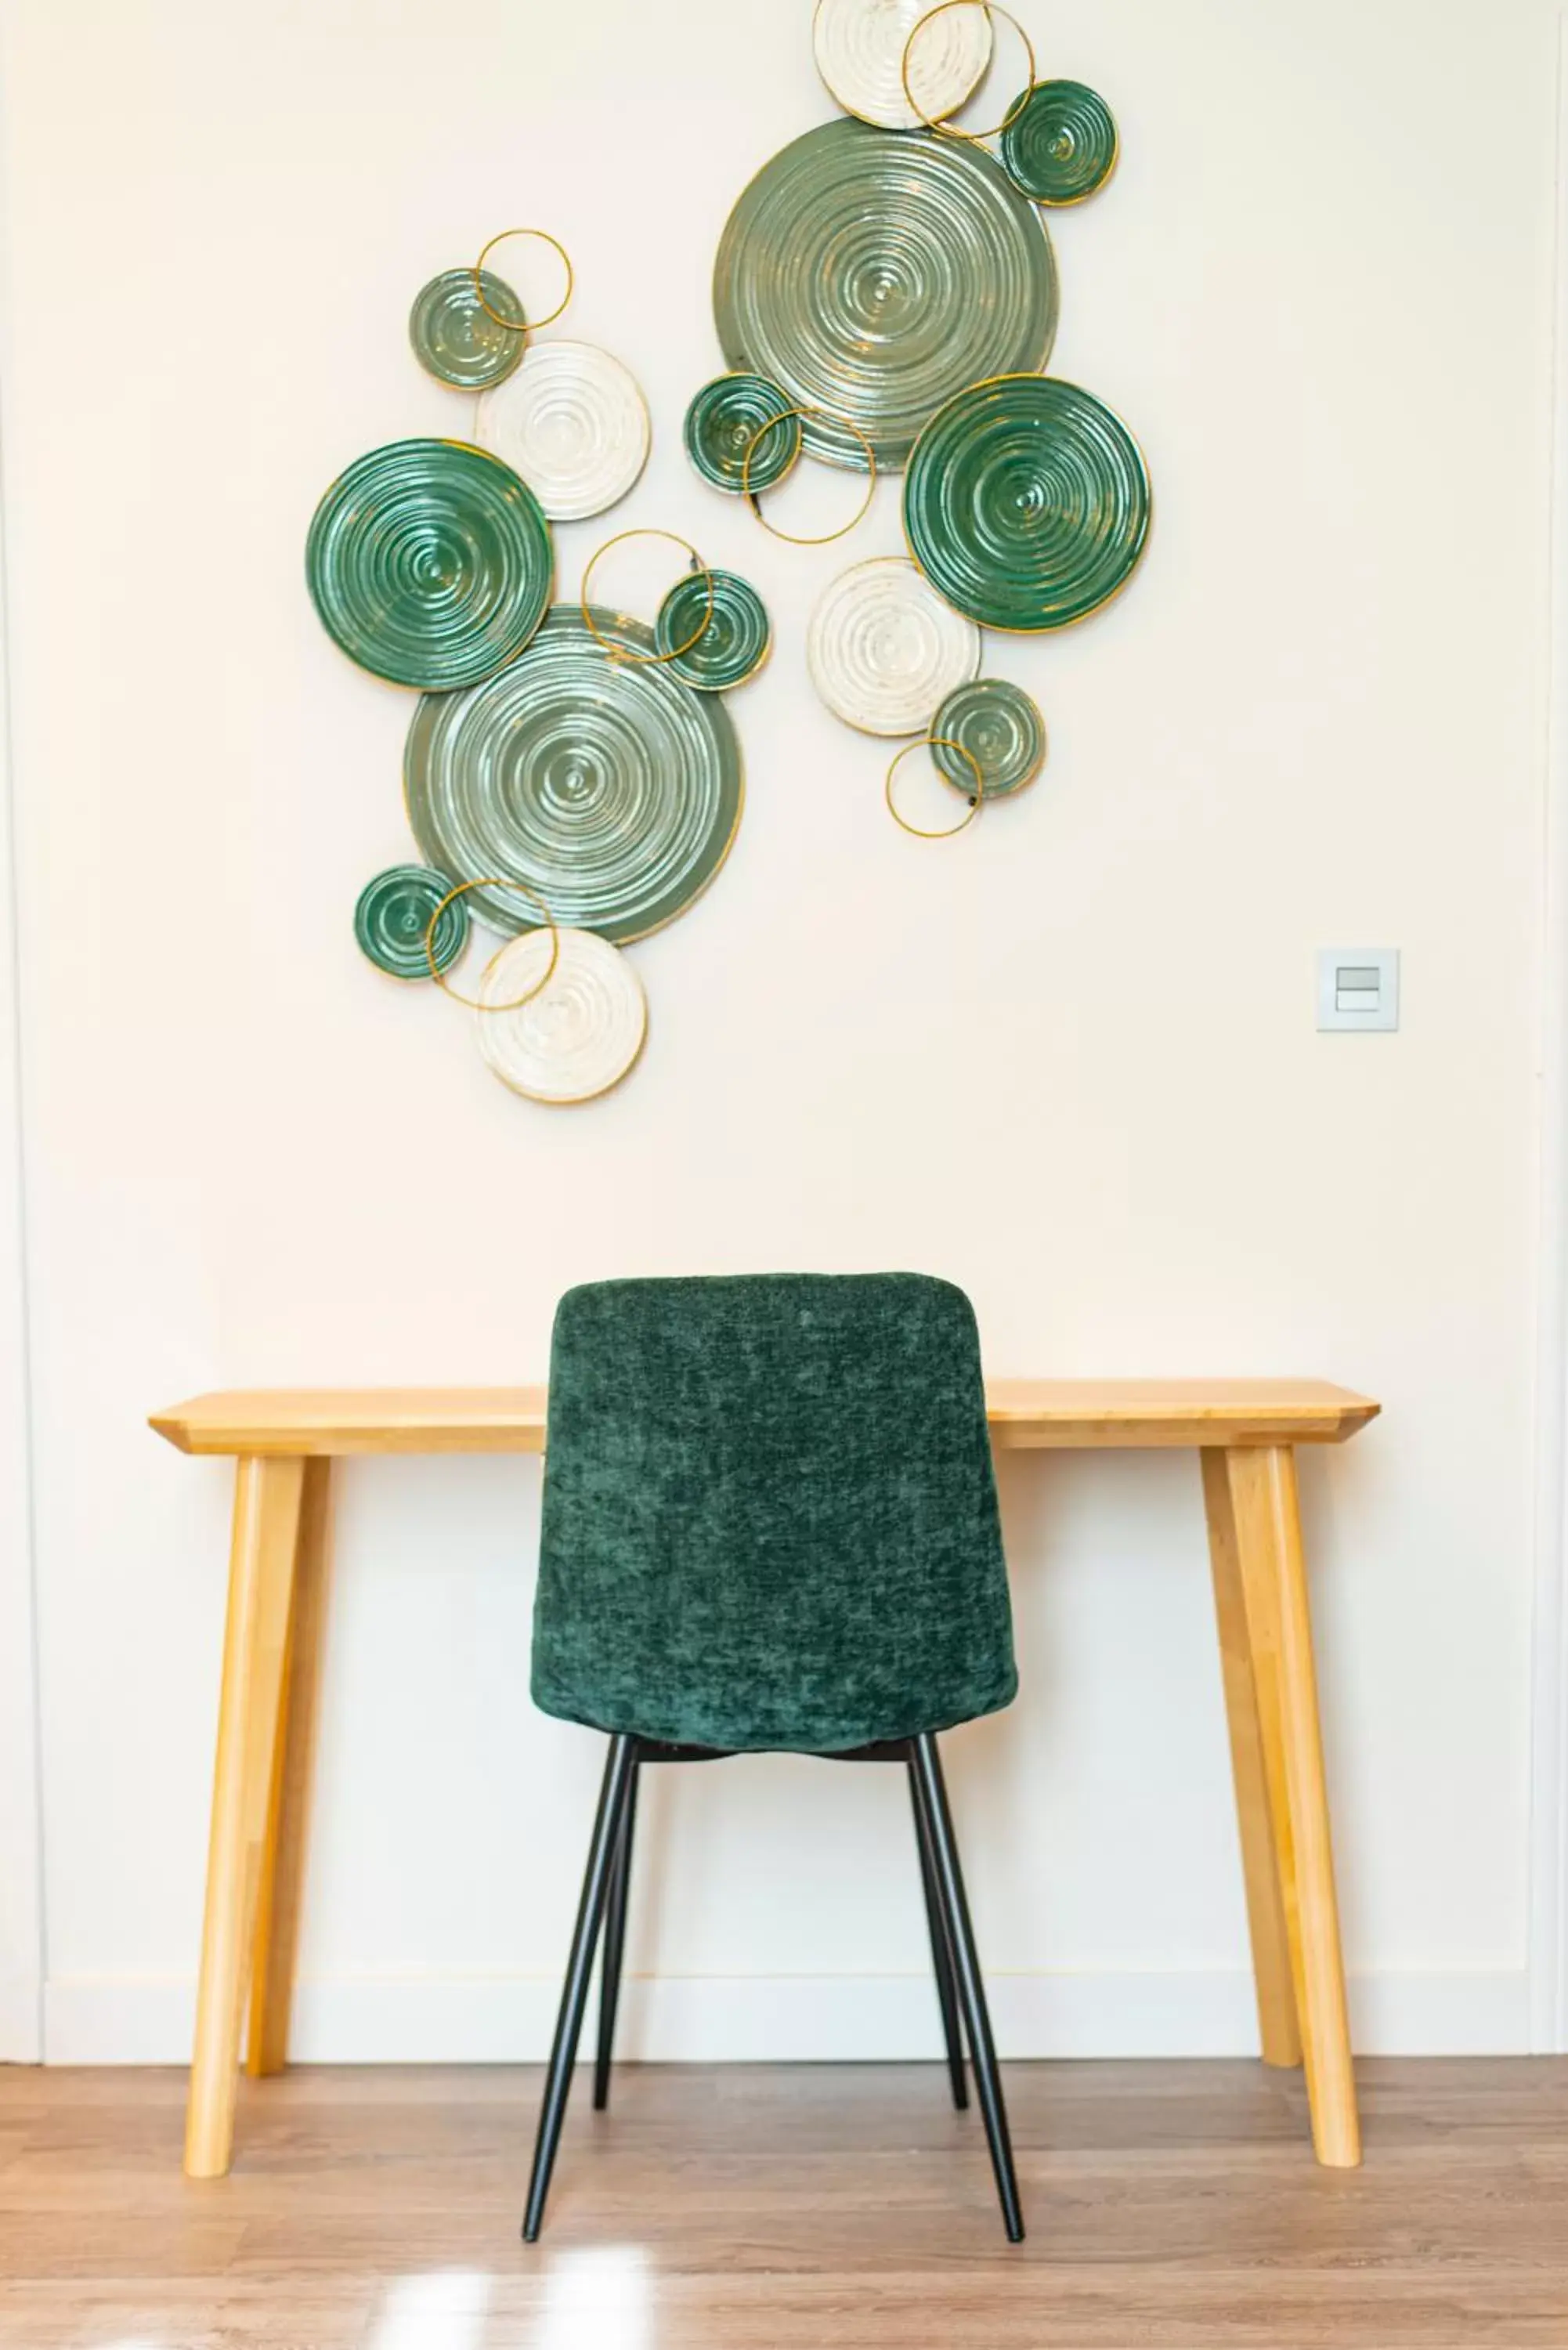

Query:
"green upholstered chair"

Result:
[[523, 1272, 1023, 2241]]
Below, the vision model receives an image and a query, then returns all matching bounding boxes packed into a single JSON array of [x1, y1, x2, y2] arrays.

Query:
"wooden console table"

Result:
[[150, 1378, 1379, 2182]]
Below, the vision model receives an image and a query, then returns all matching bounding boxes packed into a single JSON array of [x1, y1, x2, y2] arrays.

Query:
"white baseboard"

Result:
[[0, 1968, 40, 2063], [41, 1964, 1530, 2066]]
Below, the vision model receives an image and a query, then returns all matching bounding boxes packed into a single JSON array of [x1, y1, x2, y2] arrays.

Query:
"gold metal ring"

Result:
[[900, 2, 1037, 142], [425, 877, 561, 1011], [471, 228, 574, 335], [741, 407, 878, 545], [580, 529, 715, 666], [885, 736, 985, 838]]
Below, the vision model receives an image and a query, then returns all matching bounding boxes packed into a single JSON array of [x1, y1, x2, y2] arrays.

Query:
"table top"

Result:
[[150, 1379, 1380, 1458]]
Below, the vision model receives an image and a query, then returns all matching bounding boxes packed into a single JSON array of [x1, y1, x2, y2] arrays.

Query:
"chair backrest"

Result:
[[531, 1272, 1016, 1752]]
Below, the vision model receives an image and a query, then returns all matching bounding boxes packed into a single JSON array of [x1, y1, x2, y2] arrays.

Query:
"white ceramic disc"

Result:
[[475, 340, 651, 522], [807, 556, 981, 736], [475, 927, 647, 1104], [811, 0, 992, 132]]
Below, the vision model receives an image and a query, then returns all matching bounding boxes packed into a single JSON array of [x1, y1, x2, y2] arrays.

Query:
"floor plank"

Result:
[[0, 2059, 1564, 2346]]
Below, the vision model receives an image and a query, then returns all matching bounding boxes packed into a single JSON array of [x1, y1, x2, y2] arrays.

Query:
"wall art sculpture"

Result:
[[307, 2, 1146, 1105], [309, 233, 760, 1106], [685, 0, 1148, 845]]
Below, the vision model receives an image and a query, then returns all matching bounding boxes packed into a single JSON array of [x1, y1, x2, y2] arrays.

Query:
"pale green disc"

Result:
[[713, 118, 1058, 472], [404, 605, 743, 943]]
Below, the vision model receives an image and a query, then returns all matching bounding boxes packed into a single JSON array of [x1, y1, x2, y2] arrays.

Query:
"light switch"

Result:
[[1317, 948, 1399, 1032]]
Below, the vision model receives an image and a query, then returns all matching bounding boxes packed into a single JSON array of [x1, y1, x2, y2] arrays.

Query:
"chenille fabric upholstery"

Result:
[[530, 1273, 1017, 1752]]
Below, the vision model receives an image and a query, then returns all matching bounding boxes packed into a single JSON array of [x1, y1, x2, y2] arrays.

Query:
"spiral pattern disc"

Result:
[[353, 863, 469, 978], [930, 678, 1046, 797], [807, 556, 980, 736], [905, 375, 1151, 632], [656, 570, 771, 691], [305, 439, 553, 689], [684, 373, 800, 494], [475, 340, 650, 523], [811, 0, 991, 131], [408, 268, 525, 390], [714, 119, 1057, 472], [999, 80, 1119, 205], [403, 604, 742, 943], [476, 927, 647, 1104]]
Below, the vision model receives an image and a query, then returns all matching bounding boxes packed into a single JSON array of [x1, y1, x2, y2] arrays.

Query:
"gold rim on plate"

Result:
[[425, 875, 561, 1010], [900, 2, 1036, 142], [885, 734, 985, 837], [580, 529, 717, 665], [742, 406, 878, 544], [471, 228, 574, 335]]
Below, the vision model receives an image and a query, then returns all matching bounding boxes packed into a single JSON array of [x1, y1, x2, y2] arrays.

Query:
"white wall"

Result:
[[0, 0, 1559, 2063], [0, 266, 41, 2059]]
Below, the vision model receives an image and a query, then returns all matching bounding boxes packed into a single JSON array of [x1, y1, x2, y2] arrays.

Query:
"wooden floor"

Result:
[[1, 2059, 1566, 2348]]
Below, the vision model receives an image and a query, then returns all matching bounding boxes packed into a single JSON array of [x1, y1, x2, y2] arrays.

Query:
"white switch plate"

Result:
[[1317, 947, 1399, 1032]]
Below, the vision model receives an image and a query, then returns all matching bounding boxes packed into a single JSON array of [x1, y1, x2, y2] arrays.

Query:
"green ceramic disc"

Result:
[[1000, 81, 1119, 206], [403, 605, 743, 942], [930, 680, 1046, 797], [684, 374, 800, 494], [905, 376, 1151, 631], [656, 570, 771, 691], [353, 863, 468, 978], [409, 268, 526, 389], [714, 118, 1058, 472], [306, 439, 553, 689]]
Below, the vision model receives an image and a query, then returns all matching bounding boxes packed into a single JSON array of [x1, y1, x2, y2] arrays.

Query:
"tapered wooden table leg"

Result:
[[1201, 1448, 1302, 2069], [183, 1455, 305, 2180], [247, 1457, 332, 2077], [1223, 1443, 1360, 2168]]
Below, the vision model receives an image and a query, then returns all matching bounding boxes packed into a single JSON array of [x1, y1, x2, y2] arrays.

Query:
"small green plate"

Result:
[[1000, 81, 1118, 206], [905, 376, 1150, 632], [306, 438, 553, 690], [403, 604, 743, 942], [354, 863, 468, 978], [409, 269, 526, 390], [684, 374, 800, 494], [931, 680, 1046, 797], [714, 118, 1058, 471], [656, 570, 771, 691]]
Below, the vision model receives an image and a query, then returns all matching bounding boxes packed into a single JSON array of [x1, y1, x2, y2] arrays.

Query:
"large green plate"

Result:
[[306, 438, 553, 690], [403, 605, 743, 942], [905, 375, 1151, 631], [713, 118, 1058, 472]]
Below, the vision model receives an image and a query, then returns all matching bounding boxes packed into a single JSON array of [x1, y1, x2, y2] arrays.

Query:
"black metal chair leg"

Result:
[[907, 1752, 968, 2110], [912, 1733, 1024, 2242], [593, 1755, 641, 2110], [522, 1734, 637, 2241]]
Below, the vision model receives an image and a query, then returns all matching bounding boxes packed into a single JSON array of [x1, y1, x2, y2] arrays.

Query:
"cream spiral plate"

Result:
[[812, 0, 992, 130], [475, 926, 647, 1104], [475, 341, 651, 522], [807, 556, 981, 735]]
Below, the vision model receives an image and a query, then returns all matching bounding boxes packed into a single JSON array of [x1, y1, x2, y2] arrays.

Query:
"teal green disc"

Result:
[[905, 376, 1150, 632], [930, 680, 1046, 798], [404, 605, 742, 943], [353, 863, 468, 978], [684, 374, 800, 494], [714, 118, 1057, 472], [306, 438, 553, 689], [1000, 81, 1119, 206], [409, 268, 525, 390], [656, 570, 771, 691]]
